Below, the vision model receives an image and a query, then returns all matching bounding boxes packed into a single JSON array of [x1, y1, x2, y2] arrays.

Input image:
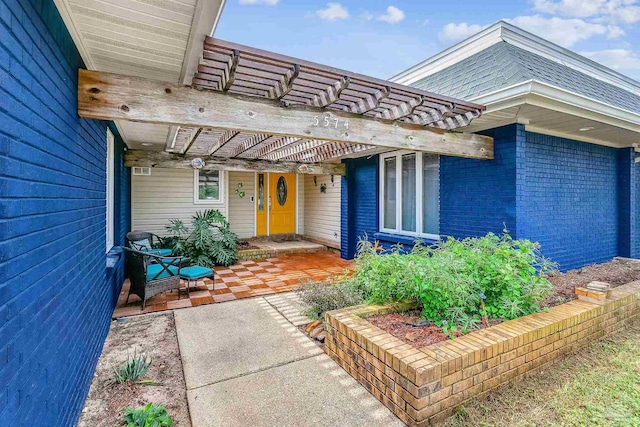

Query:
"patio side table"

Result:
[[179, 266, 215, 297]]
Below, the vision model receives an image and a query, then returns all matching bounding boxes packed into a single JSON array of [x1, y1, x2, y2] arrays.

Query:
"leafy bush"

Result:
[[296, 279, 365, 320], [122, 403, 172, 427], [350, 231, 556, 333], [165, 209, 238, 267], [114, 351, 152, 384]]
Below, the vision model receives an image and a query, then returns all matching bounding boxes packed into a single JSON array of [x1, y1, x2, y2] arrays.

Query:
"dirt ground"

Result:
[[78, 312, 190, 427], [544, 257, 640, 306]]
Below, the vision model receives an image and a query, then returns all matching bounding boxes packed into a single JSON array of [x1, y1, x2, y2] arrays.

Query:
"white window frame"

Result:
[[106, 128, 115, 252], [379, 150, 440, 240], [194, 169, 224, 204]]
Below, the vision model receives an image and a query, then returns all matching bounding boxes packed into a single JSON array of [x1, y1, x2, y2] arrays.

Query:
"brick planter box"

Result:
[[325, 281, 640, 426]]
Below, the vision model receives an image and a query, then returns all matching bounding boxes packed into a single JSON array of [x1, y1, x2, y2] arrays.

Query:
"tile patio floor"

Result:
[[112, 252, 352, 318]]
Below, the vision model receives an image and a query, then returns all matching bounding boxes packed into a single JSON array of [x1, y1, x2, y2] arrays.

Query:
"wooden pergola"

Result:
[[78, 38, 493, 175]]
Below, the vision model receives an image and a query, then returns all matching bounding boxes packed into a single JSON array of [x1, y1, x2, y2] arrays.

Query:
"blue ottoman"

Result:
[[180, 266, 214, 297]]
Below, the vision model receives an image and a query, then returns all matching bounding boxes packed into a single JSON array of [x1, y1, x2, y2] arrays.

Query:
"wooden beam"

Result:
[[125, 150, 346, 175], [78, 70, 493, 160]]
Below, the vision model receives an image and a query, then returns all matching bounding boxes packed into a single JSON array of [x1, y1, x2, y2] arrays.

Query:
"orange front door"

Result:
[[268, 173, 296, 235]]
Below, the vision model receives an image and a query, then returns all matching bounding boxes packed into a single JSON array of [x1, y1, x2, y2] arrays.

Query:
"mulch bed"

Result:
[[368, 310, 452, 347], [368, 258, 640, 348], [78, 312, 190, 427], [543, 257, 640, 306]]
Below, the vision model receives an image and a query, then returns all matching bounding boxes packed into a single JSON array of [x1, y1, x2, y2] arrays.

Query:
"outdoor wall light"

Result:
[[579, 126, 595, 131]]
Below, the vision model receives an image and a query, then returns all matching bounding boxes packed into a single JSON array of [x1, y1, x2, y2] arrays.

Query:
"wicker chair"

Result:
[[123, 247, 184, 310], [126, 231, 173, 257]]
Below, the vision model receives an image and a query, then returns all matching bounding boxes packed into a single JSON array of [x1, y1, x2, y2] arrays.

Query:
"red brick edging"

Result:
[[325, 281, 640, 426]]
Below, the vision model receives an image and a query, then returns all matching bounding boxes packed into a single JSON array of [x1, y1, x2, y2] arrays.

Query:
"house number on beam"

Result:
[[312, 115, 349, 130]]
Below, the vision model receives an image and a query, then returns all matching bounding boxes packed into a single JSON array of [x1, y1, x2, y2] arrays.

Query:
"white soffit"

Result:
[[55, 0, 226, 148]]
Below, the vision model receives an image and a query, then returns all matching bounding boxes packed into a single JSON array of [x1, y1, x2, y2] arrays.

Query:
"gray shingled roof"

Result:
[[411, 42, 640, 115]]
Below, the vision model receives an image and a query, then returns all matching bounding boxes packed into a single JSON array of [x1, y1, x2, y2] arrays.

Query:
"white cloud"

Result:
[[316, 3, 349, 21], [606, 25, 625, 39], [581, 49, 640, 78], [377, 6, 405, 24], [359, 10, 374, 21], [438, 22, 484, 43], [239, 0, 279, 5], [532, 0, 608, 18], [532, 0, 640, 23], [505, 15, 607, 47]]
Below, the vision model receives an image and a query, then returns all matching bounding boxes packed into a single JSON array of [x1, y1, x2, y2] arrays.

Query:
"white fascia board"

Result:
[[390, 22, 504, 85], [172, 0, 226, 151], [53, 0, 95, 69], [180, 0, 226, 85], [469, 80, 640, 133]]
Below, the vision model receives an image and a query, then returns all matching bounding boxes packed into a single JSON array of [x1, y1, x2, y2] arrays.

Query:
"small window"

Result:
[[194, 169, 223, 203], [379, 151, 439, 239], [133, 167, 151, 176]]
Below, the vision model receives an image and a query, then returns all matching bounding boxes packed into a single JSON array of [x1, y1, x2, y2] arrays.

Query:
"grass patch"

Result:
[[443, 324, 640, 427]]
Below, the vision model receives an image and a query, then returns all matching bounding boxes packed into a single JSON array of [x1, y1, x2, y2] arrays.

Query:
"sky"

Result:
[[214, 0, 640, 81]]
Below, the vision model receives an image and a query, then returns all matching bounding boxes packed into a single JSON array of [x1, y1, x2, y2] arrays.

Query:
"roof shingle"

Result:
[[411, 42, 640, 114]]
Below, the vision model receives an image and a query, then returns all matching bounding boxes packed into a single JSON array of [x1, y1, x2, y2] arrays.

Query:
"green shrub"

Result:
[[122, 403, 172, 427], [114, 351, 152, 384], [165, 209, 238, 267], [296, 279, 365, 320], [350, 231, 556, 333]]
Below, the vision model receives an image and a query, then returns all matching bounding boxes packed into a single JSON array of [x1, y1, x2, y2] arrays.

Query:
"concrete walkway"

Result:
[[174, 295, 404, 427]]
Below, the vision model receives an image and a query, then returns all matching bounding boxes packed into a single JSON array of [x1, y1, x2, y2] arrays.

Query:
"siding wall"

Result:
[[0, 0, 128, 424], [132, 168, 227, 236], [228, 171, 255, 238], [132, 170, 310, 238], [303, 174, 341, 248]]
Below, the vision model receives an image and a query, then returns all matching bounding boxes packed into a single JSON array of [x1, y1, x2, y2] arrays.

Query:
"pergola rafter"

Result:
[[267, 140, 334, 161], [208, 129, 240, 155]]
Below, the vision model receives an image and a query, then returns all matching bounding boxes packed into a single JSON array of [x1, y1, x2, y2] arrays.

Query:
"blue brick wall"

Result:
[[440, 124, 521, 238], [0, 1, 128, 425], [522, 131, 619, 270], [617, 148, 633, 258], [340, 123, 639, 272], [340, 156, 378, 258]]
